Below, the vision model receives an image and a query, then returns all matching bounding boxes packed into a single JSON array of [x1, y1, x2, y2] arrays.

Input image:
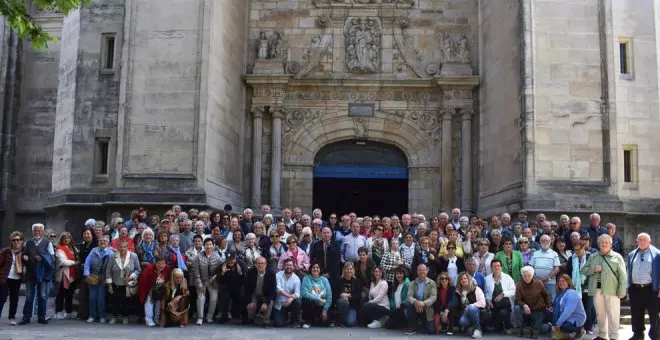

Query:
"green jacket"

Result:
[[406, 277, 437, 320], [389, 277, 410, 310], [581, 250, 627, 298], [495, 250, 523, 282]]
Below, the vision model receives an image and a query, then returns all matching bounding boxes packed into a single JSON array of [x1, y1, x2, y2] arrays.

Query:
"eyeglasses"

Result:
[[447, 247, 456, 250], [519, 241, 529, 244], [288, 241, 296, 245], [440, 277, 449, 281], [49, 235, 56, 238], [11, 238, 21, 242], [166, 214, 174, 217], [222, 217, 229, 220], [479, 243, 488, 246], [570, 222, 577, 225]]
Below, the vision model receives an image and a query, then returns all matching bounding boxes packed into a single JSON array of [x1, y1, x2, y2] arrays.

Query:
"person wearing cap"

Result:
[[215, 251, 245, 323]]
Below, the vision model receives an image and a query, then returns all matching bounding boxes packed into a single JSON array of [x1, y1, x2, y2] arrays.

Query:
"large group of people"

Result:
[[0, 204, 658, 340]]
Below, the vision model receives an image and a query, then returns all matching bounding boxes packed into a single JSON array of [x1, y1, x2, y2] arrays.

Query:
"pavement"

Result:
[[0, 297, 648, 340]]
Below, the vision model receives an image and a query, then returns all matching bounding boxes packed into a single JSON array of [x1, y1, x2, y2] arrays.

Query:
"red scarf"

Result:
[[57, 245, 77, 284]]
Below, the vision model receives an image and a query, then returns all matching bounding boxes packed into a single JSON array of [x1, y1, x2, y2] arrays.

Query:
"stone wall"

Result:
[[476, 0, 523, 217]]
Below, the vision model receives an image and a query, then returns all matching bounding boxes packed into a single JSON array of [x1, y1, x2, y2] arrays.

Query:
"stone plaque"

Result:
[[349, 103, 375, 117]]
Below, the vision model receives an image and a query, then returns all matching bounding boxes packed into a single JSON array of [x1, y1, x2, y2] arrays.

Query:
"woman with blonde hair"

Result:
[[54, 232, 79, 320], [332, 262, 361, 327], [160, 268, 190, 328], [451, 271, 486, 338]]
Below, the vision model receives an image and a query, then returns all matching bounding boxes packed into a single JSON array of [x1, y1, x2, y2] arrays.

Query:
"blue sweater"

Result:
[[302, 275, 332, 311], [83, 247, 115, 276], [554, 288, 586, 327]]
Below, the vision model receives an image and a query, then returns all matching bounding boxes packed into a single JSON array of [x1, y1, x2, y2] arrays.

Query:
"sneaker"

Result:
[[576, 329, 586, 340], [45, 315, 51, 321], [472, 329, 482, 339], [9, 318, 17, 326], [18, 319, 29, 325], [302, 323, 311, 329], [587, 331, 594, 335], [404, 329, 417, 336], [109, 318, 116, 324], [504, 329, 513, 335], [446, 331, 454, 335], [86, 317, 95, 323], [122, 317, 129, 325], [99, 318, 107, 323], [367, 320, 382, 329], [146, 320, 156, 327], [196, 319, 203, 325]]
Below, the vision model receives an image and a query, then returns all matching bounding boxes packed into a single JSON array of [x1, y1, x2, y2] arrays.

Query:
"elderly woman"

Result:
[[451, 271, 487, 339], [332, 262, 361, 327], [472, 238, 494, 277], [136, 228, 157, 269], [489, 229, 504, 254], [54, 232, 79, 320], [243, 233, 263, 270], [154, 231, 171, 264], [253, 222, 269, 251], [110, 218, 124, 240], [267, 230, 287, 266], [192, 238, 222, 325], [138, 256, 170, 327], [164, 234, 188, 273], [495, 237, 523, 282], [105, 240, 141, 325], [552, 274, 587, 339], [111, 225, 135, 252], [606, 223, 623, 254], [278, 236, 309, 277], [160, 268, 190, 328], [228, 229, 245, 255], [263, 214, 275, 235], [193, 221, 207, 239], [0, 231, 25, 325], [185, 235, 203, 266], [381, 238, 404, 286], [299, 227, 313, 254], [83, 235, 114, 323], [518, 237, 534, 266], [515, 266, 552, 337]]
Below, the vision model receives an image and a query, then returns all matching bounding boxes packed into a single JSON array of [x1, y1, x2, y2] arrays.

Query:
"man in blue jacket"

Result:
[[627, 232, 660, 340]]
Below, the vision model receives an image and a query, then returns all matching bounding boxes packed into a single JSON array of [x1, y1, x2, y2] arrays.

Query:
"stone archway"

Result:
[[281, 108, 443, 216]]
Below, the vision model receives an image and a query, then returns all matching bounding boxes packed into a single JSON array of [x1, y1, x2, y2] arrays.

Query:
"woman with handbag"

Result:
[[160, 268, 190, 328], [0, 231, 25, 325], [83, 235, 114, 323], [138, 256, 170, 327], [54, 232, 79, 320], [105, 240, 141, 325], [192, 238, 222, 325]]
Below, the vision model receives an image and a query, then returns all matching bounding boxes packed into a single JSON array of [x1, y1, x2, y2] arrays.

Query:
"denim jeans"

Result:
[[515, 305, 551, 333], [88, 284, 107, 320], [22, 281, 48, 321], [144, 295, 161, 324], [559, 321, 582, 334], [336, 298, 357, 327], [459, 305, 482, 331], [273, 299, 301, 327], [544, 283, 556, 301]]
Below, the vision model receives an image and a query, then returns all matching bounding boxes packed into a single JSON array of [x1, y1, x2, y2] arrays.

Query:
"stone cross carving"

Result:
[[345, 17, 381, 73], [440, 33, 470, 64]]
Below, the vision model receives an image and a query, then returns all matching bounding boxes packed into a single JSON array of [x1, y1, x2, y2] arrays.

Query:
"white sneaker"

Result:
[[109, 318, 116, 324], [122, 317, 129, 325], [472, 329, 482, 339], [9, 318, 17, 325], [367, 320, 382, 329], [45, 315, 51, 321], [99, 318, 106, 323], [86, 317, 95, 323], [196, 319, 203, 325], [55, 312, 66, 320], [146, 320, 156, 327], [302, 323, 311, 329]]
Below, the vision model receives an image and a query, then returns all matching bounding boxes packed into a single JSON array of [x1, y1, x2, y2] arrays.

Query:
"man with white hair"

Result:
[[240, 208, 255, 234], [586, 213, 606, 248], [565, 217, 585, 251], [401, 214, 414, 235], [18, 223, 55, 325], [451, 208, 461, 229], [312, 208, 327, 228], [514, 266, 552, 336], [281, 208, 294, 229], [530, 235, 560, 300], [500, 213, 512, 230], [626, 233, 660, 340], [582, 234, 627, 340]]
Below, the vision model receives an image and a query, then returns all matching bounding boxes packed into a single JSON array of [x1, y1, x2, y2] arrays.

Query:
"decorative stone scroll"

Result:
[[345, 17, 381, 73], [296, 26, 333, 78], [393, 17, 434, 78], [283, 108, 326, 141]]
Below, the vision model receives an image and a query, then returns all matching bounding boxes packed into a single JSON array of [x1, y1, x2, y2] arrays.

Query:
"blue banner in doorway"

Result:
[[313, 166, 408, 179]]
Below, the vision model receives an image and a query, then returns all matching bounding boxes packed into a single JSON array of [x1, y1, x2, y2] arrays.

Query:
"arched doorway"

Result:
[[313, 140, 408, 217]]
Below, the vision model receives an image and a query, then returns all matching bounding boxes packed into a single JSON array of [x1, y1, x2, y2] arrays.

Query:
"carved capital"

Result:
[[251, 105, 265, 119], [270, 106, 287, 120], [459, 108, 475, 121], [441, 109, 455, 121]]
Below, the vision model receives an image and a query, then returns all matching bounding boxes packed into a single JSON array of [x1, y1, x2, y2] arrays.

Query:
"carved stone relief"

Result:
[[295, 16, 333, 78], [345, 17, 381, 73], [284, 90, 432, 101], [393, 17, 436, 78], [257, 30, 287, 60], [283, 108, 326, 141], [353, 117, 368, 138], [439, 32, 470, 64]]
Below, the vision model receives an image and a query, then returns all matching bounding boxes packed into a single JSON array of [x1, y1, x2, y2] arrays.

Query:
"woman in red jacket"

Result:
[[138, 256, 171, 327]]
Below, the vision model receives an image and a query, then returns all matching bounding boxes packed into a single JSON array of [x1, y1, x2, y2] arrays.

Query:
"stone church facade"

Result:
[[0, 0, 658, 248]]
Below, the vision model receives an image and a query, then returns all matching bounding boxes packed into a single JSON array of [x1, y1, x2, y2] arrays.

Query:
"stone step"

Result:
[[620, 314, 649, 325]]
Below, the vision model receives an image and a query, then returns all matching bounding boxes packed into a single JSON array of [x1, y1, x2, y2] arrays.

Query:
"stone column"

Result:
[[250, 106, 265, 208], [270, 107, 284, 213], [460, 109, 474, 213], [441, 110, 453, 212]]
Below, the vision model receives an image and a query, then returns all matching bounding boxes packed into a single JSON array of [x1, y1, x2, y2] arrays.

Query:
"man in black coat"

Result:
[[215, 252, 245, 322], [244, 257, 277, 326], [310, 227, 341, 280]]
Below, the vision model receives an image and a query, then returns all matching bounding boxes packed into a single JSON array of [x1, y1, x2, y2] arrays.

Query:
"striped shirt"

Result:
[[530, 248, 560, 283]]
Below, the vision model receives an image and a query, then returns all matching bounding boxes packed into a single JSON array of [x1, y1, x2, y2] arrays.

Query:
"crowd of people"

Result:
[[0, 204, 658, 340]]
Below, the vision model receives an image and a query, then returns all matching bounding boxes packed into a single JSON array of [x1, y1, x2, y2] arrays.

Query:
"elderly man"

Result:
[[517, 210, 529, 228], [530, 235, 561, 300], [465, 257, 486, 290], [18, 223, 55, 325], [178, 219, 194, 252], [451, 208, 461, 229], [565, 217, 585, 251], [582, 234, 627, 340], [402, 214, 414, 235], [281, 208, 294, 229], [586, 213, 606, 247], [626, 233, 660, 340], [405, 264, 437, 335], [341, 221, 366, 264], [245, 257, 276, 327], [514, 266, 552, 337], [310, 227, 341, 279]]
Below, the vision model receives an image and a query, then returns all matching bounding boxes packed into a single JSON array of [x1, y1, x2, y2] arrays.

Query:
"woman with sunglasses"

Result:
[[440, 241, 466, 286], [434, 271, 456, 334], [0, 231, 25, 325], [267, 231, 287, 269], [278, 236, 309, 278], [386, 265, 409, 329], [472, 238, 494, 277], [518, 237, 534, 266]]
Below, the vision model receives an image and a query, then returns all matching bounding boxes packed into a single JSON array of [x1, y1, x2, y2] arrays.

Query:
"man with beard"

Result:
[[530, 235, 561, 300], [273, 258, 301, 327]]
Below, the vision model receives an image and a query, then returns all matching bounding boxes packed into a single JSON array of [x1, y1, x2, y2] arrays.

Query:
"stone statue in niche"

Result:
[[345, 17, 381, 73], [440, 32, 470, 63], [268, 31, 286, 59], [258, 31, 269, 59]]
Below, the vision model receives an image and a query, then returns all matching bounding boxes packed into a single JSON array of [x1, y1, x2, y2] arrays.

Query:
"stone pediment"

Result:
[[245, 74, 479, 91]]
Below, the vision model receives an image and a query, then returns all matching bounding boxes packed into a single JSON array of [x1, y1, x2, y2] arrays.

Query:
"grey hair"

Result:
[[194, 220, 205, 228], [459, 216, 469, 223], [590, 213, 601, 220], [312, 208, 322, 215], [417, 214, 426, 221], [417, 222, 427, 230], [98, 235, 110, 242], [597, 234, 612, 244], [253, 221, 264, 229], [313, 218, 323, 225], [245, 233, 256, 240], [182, 219, 192, 225], [570, 216, 581, 223], [637, 232, 651, 241], [141, 227, 154, 239], [501, 213, 510, 219], [439, 213, 449, 218], [243, 208, 253, 214], [490, 229, 502, 236], [31, 223, 45, 231], [521, 265, 535, 276], [560, 214, 569, 221]]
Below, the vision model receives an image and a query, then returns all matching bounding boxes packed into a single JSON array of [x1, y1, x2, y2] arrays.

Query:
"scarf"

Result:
[[141, 241, 156, 263], [11, 247, 23, 275], [552, 289, 567, 323], [475, 252, 489, 275], [169, 245, 187, 271], [439, 286, 449, 307], [571, 255, 584, 292], [56, 245, 77, 286]]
